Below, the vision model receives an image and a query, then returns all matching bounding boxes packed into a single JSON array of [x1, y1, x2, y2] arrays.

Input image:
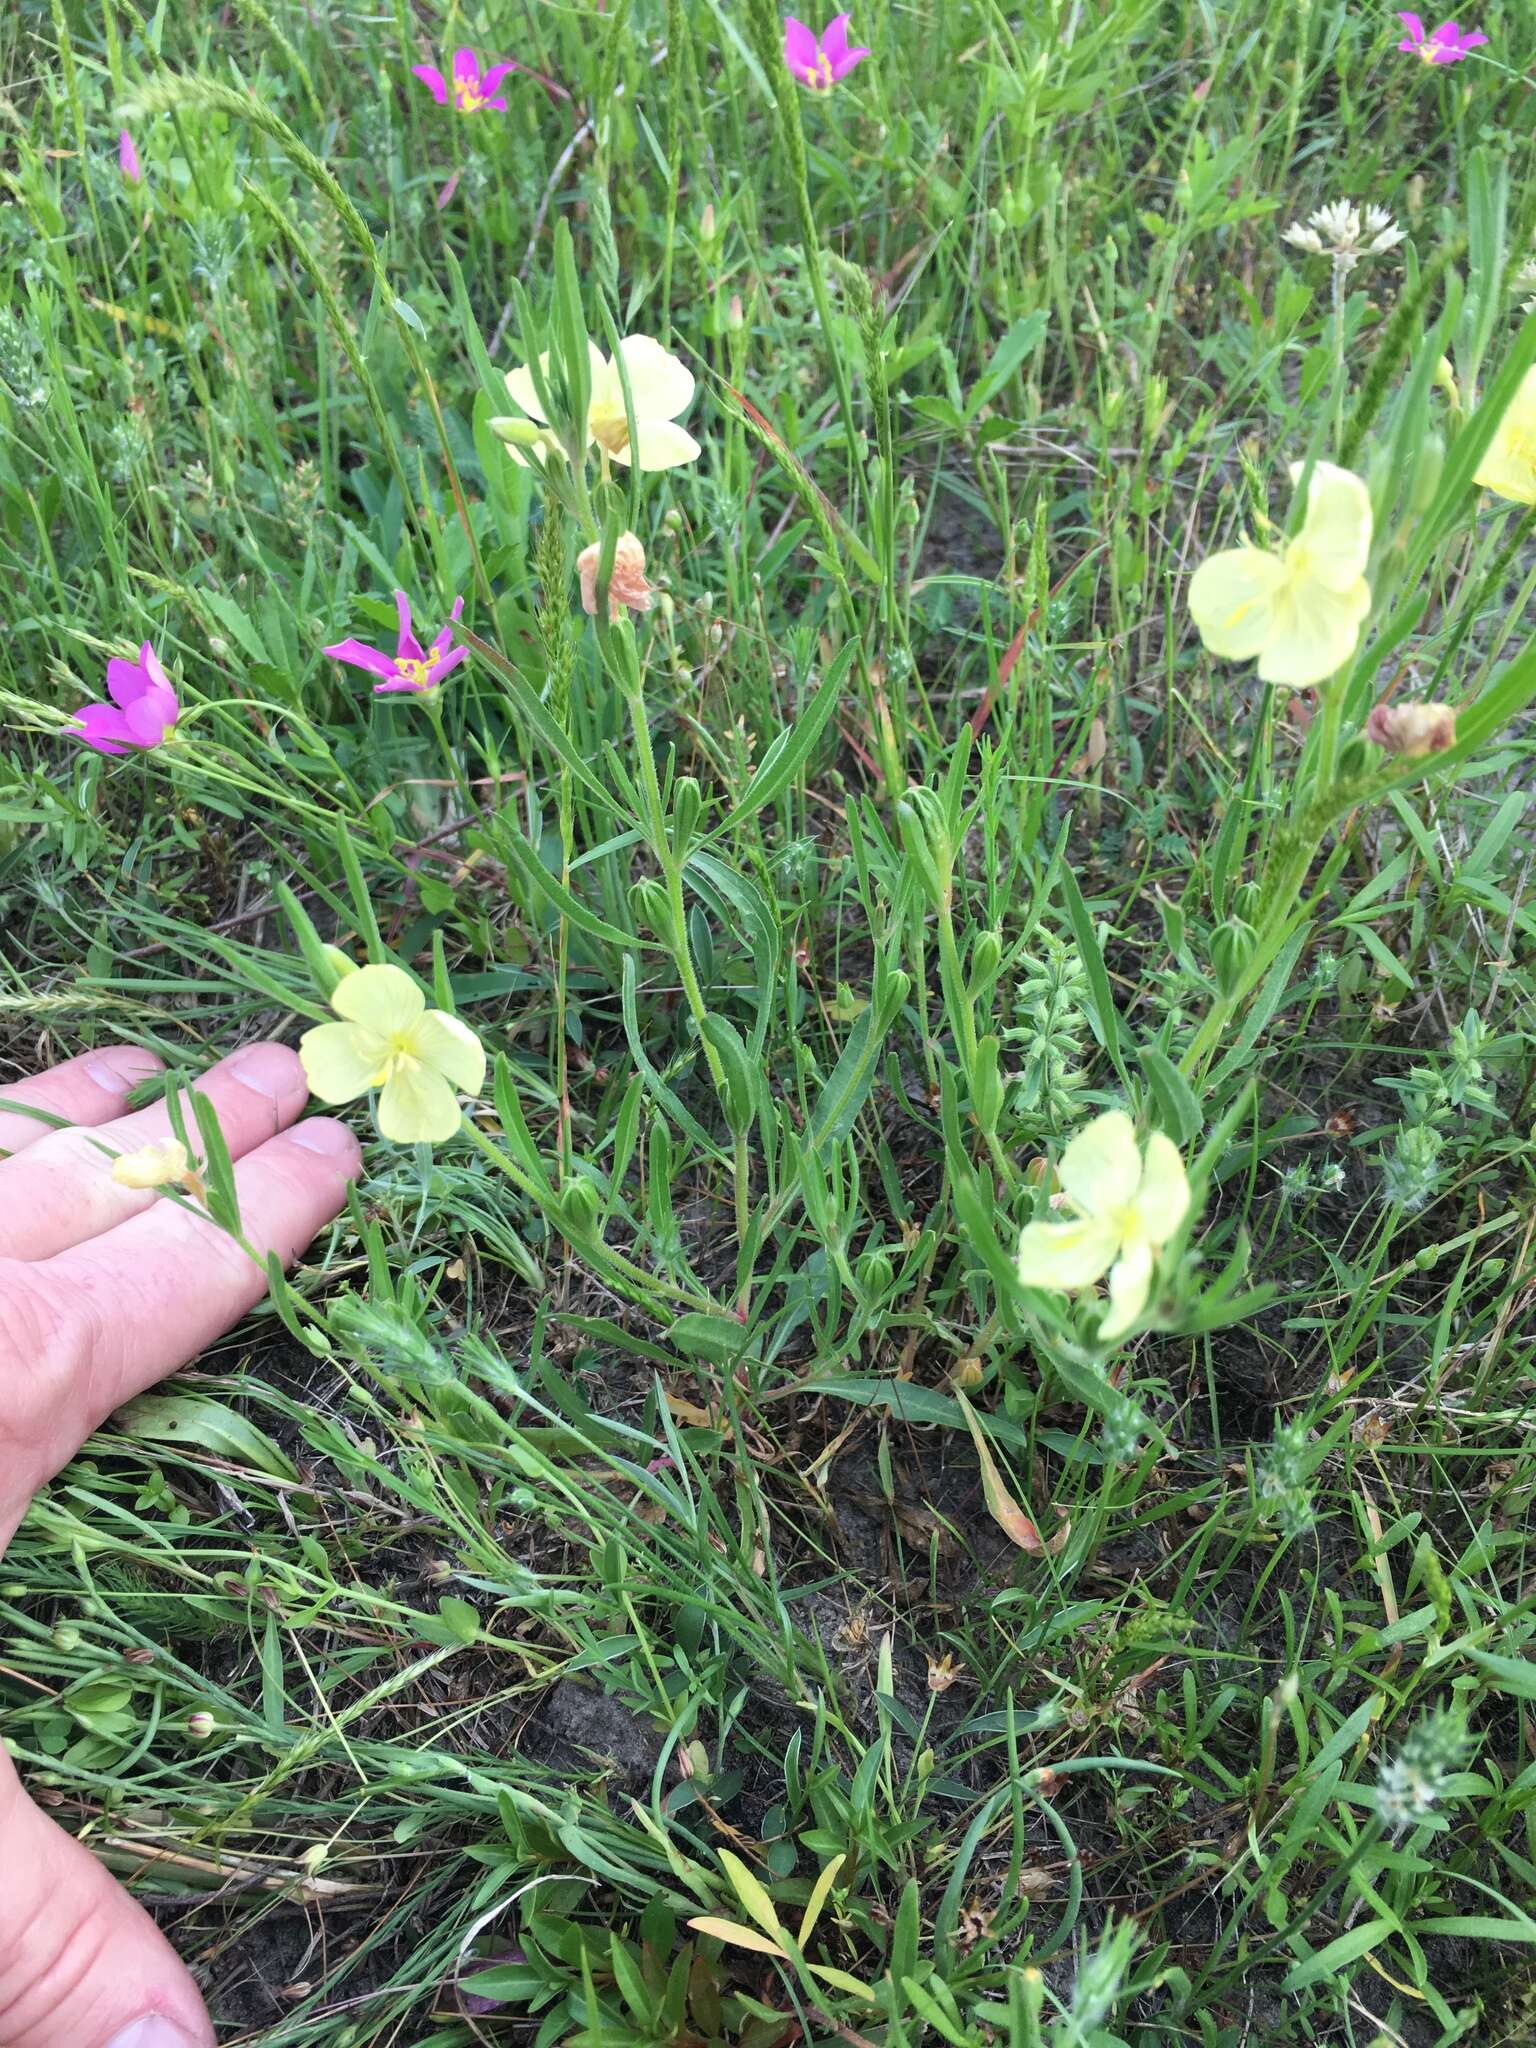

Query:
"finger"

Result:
[[0, 1042, 312, 1263], [0, 1749, 213, 2048], [0, 1047, 165, 1163], [8, 1119, 360, 1501]]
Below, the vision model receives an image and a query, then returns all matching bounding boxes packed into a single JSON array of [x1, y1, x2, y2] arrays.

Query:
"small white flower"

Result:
[[1282, 199, 1406, 272]]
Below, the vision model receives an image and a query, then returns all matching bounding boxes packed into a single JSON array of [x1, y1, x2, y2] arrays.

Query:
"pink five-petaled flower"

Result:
[[71, 641, 179, 755], [1395, 13, 1488, 62], [118, 130, 142, 183], [783, 14, 869, 88], [324, 592, 467, 697], [412, 48, 519, 113]]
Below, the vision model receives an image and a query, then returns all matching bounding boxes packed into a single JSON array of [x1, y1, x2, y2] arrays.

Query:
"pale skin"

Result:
[[0, 1042, 361, 2048]]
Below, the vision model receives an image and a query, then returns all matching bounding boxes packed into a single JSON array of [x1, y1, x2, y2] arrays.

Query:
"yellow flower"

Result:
[[1472, 363, 1536, 506], [504, 337, 701, 472], [1015, 1111, 1190, 1342], [1188, 460, 1372, 688], [299, 963, 485, 1144], [111, 1138, 203, 1196]]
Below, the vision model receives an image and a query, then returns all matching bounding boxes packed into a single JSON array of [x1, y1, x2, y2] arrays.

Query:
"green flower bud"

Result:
[[896, 785, 953, 905], [671, 775, 704, 855], [488, 415, 550, 448], [855, 1246, 894, 1301], [1211, 918, 1257, 996], [699, 1013, 758, 1137], [969, 929, 1003, 992], [970, 1033, 1004, 1136], [628, 877, 673, 940], [1411, 430, 1445, 515], [559, 1179, 600, 1239]]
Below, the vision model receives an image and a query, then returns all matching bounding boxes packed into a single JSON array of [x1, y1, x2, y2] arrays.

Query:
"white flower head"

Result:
[[1282, 199, 1405, 271]]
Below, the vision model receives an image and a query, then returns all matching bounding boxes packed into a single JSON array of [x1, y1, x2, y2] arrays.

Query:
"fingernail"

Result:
[[104, 2017, 204, 2048], [288, 1118, 357, 1158], [86, 1049, 161, 1094], [226, 1043, 298, 1100]]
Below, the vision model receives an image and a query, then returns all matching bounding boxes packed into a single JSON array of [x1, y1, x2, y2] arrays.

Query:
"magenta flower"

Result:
[[71, 641, 178, 755], [783, 14, 870, 88], [412, 48, 519, 113], [118, 129, 142, 183], [1395, 13, 1488, 62], [324, 592, 467, 696]]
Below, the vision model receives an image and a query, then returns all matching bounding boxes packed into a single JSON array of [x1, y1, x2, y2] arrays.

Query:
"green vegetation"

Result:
[[3, 0, 1536, 2041]]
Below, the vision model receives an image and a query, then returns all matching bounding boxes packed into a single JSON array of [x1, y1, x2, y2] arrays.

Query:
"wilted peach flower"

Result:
[[1366, 700, 1456, 757], [578, 533, 653, 621]]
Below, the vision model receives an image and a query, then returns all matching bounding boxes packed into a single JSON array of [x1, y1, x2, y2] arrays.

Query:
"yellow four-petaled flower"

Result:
[[1016, 1111, 1190, 1341], [1188, 460, 1372, 688], [503, 337, 701, 472], [1472, 363, 1536, 507], [299, 964, 485, 1144]]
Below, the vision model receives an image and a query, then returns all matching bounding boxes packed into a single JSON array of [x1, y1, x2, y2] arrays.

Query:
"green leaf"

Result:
[[457, 624, 617, 815], [801, 1375, 1032, 1451], [198, 589, 270, 665], [965, 311, 1048, 420], [1057, 864, 1131, 1088], [1468, 1647, 1536, 1699], [704, 645, 855, 843], [668, 1311, 753, 1365], [437, 1596, 482, 1645], [115, 1395, 300, 1482], [1281, 1917, 1394, 1991], [1138, 1044, 1203, 1145]]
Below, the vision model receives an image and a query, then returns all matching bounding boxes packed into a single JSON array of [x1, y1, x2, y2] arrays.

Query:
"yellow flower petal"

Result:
[[1100, 1236, 1154, 1342], [1057, 1110, 1141, 1216], [1131, 1131, 1191, 1247], [1255, 575, 1370, 688], [613, 335, 695, 422], [610, 418, 703, 471], [1290, 460, 1373, 590], [299, 1019, 385, 1103], [1473, 367, 1536, 505], [411, 1008, 487, 1097], [1188, 547, 1286, 661], [1016, 1215, 1121, 1293], [376, 1062, 462, 1143], [330, 962, 425, 1036], [503, 355, 553, 425]]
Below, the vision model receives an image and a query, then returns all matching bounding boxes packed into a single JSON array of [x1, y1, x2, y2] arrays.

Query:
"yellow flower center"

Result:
[[393, 656, 437, 690], [364, 1029, 422, 1088], [801, 51, 834, 86], [1418, 41, 1438, 62], [454, 78, 487, 110], [588, 398, 632, 457]]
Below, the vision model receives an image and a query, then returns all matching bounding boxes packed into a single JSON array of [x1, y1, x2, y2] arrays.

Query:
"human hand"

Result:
[[0, 1042, 361, 2048]]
